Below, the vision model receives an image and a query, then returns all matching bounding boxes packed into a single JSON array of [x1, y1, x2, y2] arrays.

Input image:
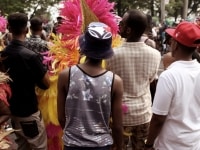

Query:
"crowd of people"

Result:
[[0, 3, 200, 150]]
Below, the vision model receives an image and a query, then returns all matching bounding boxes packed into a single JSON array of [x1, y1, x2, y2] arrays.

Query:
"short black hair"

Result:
[[57, 16, 63, 20], [30, 17, 43, 32], [126, 9, 147, 38], [177, 42, 196, 55], [8, 13, 28, 35]]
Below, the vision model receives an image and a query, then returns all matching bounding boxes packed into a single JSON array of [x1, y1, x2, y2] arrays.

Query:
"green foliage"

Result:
[[0, 0, 26, 16], [165, 0, 183, 19], [110, 0, 153, 16], [1, 0, 199, 20], [188, 0, 200, 15], [166, 0, 200, 19], [111, 0, 200, 19], [0, 0, 61, 18]]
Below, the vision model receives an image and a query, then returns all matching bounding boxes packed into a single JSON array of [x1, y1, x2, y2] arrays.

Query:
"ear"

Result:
[[25, 27, 29, 34], [126, 27, 131, 35], [171, 40, 178, 57], [174, 41, 179, 51]]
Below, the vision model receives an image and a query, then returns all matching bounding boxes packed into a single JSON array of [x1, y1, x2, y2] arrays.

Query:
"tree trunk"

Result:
[[117, 0, 122, 16], [160, 0, 165, 23], [182, 0, 188, 19], [151, 0, 154, 16]]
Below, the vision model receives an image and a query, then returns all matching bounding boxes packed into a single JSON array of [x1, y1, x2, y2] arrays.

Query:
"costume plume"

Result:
[[0, 16, 7, 33], [37, 0, 122, 149]]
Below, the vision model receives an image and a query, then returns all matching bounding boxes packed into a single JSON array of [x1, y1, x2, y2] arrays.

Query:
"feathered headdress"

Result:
[[38, 1, 123, 150], [0, 16, 7, 33], [45, 0, 122, 74], [0, 72, 11, 106], [59, 0, 119, 40]]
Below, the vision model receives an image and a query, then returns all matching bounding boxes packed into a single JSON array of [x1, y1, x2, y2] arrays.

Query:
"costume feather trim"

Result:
[[38, 0, 123, 150], [0, 72, 11, 106], [85, 0, 118, 34], [0, 16, 7, 33]]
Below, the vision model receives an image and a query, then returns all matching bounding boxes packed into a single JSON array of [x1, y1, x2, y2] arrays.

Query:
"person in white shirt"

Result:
[[145, 21, 200, 150]]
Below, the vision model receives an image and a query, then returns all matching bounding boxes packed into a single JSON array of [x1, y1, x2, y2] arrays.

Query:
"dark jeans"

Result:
[[64, 145, 111, 150]]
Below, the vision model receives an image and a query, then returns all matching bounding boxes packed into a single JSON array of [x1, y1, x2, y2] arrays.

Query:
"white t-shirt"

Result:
[[153, 60, 200, 150]]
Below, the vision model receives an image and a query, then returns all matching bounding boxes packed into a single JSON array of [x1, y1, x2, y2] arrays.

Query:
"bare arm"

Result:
[[40, 72, 50, 89], [144, 114, 167, 150], [31, 54, 50, 90], [57, 68, 69, 129], [111, 74, 123, 150]]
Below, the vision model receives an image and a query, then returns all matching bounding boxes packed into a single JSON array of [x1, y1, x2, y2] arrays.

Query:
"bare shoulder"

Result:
[[163, 52, 175, 69], [58, 67, 70, 82], [59, 68, 69, 75], [146, 38, 156, 49], [163, 52, 175, 63], [114, 74, 123, 83], [113, 74, 123, 91]]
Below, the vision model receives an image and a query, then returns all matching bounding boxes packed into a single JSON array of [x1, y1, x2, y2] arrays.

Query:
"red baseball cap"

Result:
[[165, 21, 200, 47]]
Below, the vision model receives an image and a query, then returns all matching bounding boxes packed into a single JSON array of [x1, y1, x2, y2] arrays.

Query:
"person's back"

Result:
[[109, 42, 160, 124], [25, 17, 49, 54], [26, 35, 49, 53], [2, 43, 47, 116], [106, 9, 161, 149], [145, 22, 200, 150], [57, 22, 123, 150], [154, 59, 200, 148], [63, 64, 114, 146], [1, 12, 50, 150]]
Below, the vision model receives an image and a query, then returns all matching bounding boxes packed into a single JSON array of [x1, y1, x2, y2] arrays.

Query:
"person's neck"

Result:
[[84, 58, 102, 68], [126, 37, 141, 42], [78, 57, 105, 76], [174, 55, 193, 61], [12, 35, 26, 42], [31, 31, 41, 36]]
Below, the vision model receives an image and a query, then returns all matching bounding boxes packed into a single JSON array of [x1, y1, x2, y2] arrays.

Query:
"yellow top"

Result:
[[79, 56, 106, 68]]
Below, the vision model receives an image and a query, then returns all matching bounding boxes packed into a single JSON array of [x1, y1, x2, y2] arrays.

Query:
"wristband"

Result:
[[145, 143, 153, 148]]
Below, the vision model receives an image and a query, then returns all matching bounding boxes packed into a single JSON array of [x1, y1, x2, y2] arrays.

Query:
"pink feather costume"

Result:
[[37, 0, 122, 149]]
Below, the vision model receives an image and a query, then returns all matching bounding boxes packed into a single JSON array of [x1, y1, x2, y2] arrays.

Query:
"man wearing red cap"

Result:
[[145, 22, 200, 150], [195, 17, 200, 26]]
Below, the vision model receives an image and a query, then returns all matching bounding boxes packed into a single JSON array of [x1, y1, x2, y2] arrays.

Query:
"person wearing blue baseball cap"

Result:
[[57, 22, 123, 150]]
